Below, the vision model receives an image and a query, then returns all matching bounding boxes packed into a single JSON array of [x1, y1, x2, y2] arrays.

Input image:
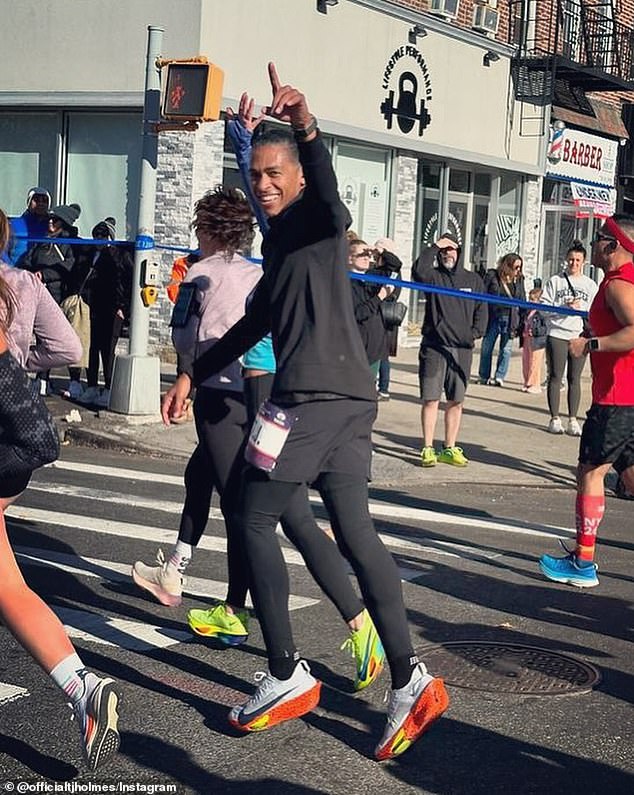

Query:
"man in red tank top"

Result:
[[540, 214, 634, 588]]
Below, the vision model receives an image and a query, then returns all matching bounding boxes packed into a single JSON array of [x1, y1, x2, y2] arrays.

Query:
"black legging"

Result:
[[179, 387, 250, 607], [546, 336, 588, 418], [236, 467, 414, 682], [87, 311, 123, 389], [178, 377, 364, 622], [241, 374, 364, 623]]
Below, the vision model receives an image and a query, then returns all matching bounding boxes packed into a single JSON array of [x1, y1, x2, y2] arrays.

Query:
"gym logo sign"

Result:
[[380, 46, 432, 137]]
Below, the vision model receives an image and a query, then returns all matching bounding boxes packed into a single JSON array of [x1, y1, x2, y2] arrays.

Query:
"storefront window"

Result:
[[472, 201, 489, 278], [410, 160, 442, 326], [0, 113, 59, 215], [449, 169, 471, 193], [497, 174, 522, 259], [66, 113, 142, 239], [335, 142, 391, 243], [474, 173, 491, 196]]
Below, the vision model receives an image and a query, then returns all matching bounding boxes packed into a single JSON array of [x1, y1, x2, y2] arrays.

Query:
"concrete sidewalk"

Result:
[[48, 344, 593, 490]]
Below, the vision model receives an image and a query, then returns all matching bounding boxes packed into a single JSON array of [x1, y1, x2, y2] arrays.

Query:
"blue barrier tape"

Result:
[[135, 235, 154, 250], [349, 270, 587, 318], [12, 235, 586, 318], [11, 235, 134, 247]]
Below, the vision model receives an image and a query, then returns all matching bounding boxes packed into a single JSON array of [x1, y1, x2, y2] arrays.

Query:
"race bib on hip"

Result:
[[245, 400, 296, 472]]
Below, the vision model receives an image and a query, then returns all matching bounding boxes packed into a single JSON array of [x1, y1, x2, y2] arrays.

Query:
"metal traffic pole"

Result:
[[109, 24, 163, 415]]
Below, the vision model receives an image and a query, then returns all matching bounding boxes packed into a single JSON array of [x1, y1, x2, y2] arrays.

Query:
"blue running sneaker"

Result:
[[539, 547, 599, 588]]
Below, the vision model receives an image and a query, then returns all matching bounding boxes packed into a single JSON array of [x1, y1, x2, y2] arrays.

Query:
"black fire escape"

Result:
[[509, 0, 634, 136]]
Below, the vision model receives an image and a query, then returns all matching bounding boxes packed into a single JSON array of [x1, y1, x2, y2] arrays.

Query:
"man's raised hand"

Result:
[[226, 92, 265, 133], [263, 62, 312, 129]]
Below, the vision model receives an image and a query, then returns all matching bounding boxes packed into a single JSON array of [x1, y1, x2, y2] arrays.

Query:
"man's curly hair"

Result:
[[191, 186, 255, 255]]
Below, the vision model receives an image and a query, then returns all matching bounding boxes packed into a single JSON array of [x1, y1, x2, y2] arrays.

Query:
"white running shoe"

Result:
[[375, 664, 449, 761], [567, 417, 582, 436], [72, 672, 120, 771], [548, 417, 564, 434], [228, 659, 321, 733], [132, 548, 184, 606]]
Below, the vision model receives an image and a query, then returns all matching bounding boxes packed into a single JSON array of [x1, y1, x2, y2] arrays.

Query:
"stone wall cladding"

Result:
[[393, 154, 419, 346], [149, 121, 225, 356], [522, 176, 542, 281]]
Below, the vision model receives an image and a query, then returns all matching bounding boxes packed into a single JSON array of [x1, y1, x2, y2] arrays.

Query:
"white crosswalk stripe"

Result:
[[0, 682, 30, 706], [4, 457, 573, 658]]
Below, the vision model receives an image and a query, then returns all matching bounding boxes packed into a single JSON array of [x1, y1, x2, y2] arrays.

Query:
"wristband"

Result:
[[292, 115, 318, 140], [587, 337, 600, 352]]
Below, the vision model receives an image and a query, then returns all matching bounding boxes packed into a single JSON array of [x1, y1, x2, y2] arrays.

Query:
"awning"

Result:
[[552, 97, 629, 140]]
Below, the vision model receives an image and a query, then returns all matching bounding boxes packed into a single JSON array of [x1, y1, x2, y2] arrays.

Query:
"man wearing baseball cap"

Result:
[[412, 232, 488, 467]]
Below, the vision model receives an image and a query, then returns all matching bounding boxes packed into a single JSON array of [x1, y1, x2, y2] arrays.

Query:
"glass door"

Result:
[[539, 204, 597, 282]]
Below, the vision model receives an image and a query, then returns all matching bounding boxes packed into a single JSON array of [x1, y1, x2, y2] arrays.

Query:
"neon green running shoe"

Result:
[[420, 447, 437, 467], [437, 446, 468, 467], [187, 603, 249, 646], [340, 609, 385, 691]]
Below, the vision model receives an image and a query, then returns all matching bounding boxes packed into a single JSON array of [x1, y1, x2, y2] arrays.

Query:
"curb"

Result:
[[59, 422, 192, 461]]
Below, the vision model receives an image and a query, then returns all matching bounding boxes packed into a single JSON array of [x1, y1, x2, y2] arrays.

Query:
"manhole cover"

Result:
[[418, 641, 601, 695]]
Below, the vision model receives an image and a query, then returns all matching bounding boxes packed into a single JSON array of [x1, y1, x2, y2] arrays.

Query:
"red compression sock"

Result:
[[574, 494, 604, 562]]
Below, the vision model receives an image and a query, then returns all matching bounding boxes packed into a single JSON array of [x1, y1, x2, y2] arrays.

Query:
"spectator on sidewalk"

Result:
[[541, 240, 598, 437], [77, 218, 132, 409], [521, 286, 547, 394], [412, 232, 487, 467], [348, 239, 390, 379], [540, 215, 634, 588], [8, 187, 51, 265], [17, 203, 81, 395], [373, 237, 404, 401], [478, 253, 525, 387]]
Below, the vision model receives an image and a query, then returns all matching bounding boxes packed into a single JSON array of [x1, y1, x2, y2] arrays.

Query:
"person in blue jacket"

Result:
[[8, 187, 51, 265]]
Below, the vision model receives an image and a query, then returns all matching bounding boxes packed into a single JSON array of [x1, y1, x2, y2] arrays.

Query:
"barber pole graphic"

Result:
[[547, 121, 566, 164]]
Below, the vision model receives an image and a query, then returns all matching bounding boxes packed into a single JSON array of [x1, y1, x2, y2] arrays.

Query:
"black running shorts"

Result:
[[578, 404, 634, 466], [261, 398, 376, 484], [419, 345, 473, 402]]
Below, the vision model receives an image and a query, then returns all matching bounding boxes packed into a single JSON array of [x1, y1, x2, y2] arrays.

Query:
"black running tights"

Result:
[[237, 468, 414, 679]]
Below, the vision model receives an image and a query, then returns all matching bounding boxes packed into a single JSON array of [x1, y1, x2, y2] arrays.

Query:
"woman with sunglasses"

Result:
[[541, 240, 598, 436]]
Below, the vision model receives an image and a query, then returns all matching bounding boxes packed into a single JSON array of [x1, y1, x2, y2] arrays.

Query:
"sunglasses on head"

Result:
[[594, 231, 616, 243]]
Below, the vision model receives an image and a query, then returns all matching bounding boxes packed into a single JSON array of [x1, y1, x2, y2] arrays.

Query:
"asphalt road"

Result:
[[1, 447, 633, 794]]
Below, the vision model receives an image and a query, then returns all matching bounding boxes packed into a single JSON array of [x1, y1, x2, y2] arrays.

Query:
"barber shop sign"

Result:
[[380, 46, 433, 137]]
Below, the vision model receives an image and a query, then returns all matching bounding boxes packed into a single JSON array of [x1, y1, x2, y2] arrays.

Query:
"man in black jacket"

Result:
[[412, 232, 487, 467], [163, 63, 448, 761]]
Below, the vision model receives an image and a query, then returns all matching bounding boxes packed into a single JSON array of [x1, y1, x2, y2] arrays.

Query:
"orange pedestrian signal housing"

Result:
[[161, 58, 224, 121]]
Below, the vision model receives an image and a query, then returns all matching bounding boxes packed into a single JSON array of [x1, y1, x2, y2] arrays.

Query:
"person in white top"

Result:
[[541, 240, 598, 436]]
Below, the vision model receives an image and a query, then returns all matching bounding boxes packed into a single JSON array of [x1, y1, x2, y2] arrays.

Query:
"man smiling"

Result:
[[163, 63, 448, 761]]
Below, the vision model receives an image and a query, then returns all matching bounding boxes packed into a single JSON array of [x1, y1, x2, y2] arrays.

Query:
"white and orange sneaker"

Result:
[[229, 659, 321, 733], [72, 673, 121, 771], [375, 664, 449, 761]]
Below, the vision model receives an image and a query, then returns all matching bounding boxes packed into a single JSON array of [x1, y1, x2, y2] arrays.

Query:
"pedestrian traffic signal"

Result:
[[161, 59, 224, 121]]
